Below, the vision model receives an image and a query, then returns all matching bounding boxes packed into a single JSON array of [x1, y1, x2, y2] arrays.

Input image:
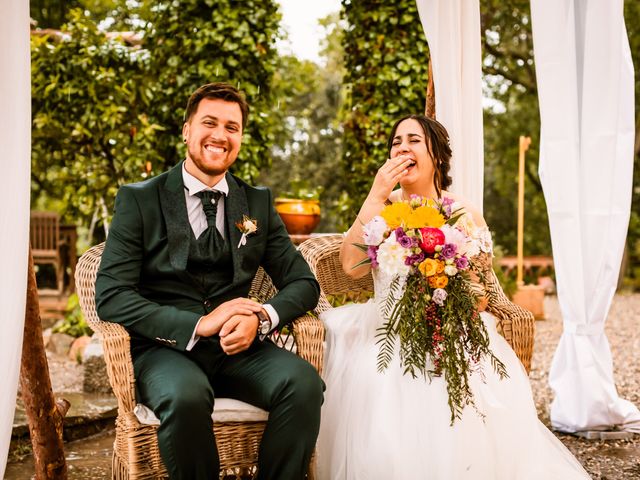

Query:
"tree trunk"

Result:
[[19, 247, 69, 479], [425, 60, 436, 119]]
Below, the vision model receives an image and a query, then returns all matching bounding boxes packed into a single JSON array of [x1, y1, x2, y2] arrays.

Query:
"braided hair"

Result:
[[386, 114, 452, 199]]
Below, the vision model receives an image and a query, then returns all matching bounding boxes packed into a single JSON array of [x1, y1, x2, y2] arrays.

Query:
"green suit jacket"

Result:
[[95, 161, 320, 353]]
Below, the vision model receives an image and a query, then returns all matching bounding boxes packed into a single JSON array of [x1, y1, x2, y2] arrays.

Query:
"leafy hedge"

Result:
[[31, 1, 282, 235], [339, 0, 429, 228]]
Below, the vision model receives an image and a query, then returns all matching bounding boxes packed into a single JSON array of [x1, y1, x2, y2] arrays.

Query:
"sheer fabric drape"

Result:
[[530, 0, 640, 432], [0, 1, 31, 475], [415, 0, 485, 212]]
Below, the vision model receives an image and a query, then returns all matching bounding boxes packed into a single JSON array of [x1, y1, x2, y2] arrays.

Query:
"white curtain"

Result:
[[530, 0, 639, 432], [0, 0, 31, 475], [415, 0, 485, 212]]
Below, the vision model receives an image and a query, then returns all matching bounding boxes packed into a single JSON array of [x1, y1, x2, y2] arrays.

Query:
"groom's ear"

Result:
[[182, 122, 190, 140]]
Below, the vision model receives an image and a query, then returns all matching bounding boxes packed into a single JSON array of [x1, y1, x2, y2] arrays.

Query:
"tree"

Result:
[[143, 0, 282, 182], [31, 0, 284, 241], [261, 12, 346, 232], [31, 9, 160, 238], [339, 0, 430, 230]]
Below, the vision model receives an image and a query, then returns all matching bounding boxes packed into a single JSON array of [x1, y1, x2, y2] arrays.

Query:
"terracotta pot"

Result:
[[274, 198, 321, 235]]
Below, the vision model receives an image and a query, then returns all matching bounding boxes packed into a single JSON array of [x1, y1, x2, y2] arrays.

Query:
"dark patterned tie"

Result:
[[195, 190, 225, 250]]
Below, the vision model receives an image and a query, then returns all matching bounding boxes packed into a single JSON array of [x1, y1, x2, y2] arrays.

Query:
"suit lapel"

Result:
[[225, 172, 250, 284], [159, 162, 191, 282]]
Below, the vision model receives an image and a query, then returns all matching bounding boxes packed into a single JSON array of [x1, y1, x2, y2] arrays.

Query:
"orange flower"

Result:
[[436, 260, 445, 274], [428, 274, 448, 289], [418, 258, 439, 277]]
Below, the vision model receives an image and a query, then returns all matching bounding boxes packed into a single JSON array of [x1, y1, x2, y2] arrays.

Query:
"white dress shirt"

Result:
[[181, 163, 279, 350]]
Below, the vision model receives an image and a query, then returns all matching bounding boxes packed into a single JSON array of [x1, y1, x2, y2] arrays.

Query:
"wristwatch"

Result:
[[256, 309, 272, 336]]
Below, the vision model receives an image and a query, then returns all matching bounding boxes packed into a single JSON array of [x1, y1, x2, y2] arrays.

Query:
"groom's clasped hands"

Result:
[[195, 297, 264, 354]]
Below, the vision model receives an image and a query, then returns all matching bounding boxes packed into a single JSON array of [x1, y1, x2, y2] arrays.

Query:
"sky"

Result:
[[276, 0, 341, 64]]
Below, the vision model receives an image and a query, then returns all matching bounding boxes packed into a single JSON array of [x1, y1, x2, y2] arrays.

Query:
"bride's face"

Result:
[[389, 119, 435, 189]]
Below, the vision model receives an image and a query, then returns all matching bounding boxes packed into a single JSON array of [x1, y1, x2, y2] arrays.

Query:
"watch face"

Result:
[[260, 321, 270, 334]]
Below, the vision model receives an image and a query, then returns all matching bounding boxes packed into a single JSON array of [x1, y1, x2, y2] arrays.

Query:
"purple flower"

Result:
[[440, 243, 457, 259], [367, 245, 379, 268], [398, 235, 414, 248], [442, 197, 454, 216], [394, 227, 406, 238], [404, 252, 426, 266], [455, 256, 469, 270]]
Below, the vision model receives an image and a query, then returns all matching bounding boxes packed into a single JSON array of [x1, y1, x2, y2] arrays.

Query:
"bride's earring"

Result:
[[183, 138, 187, 143]]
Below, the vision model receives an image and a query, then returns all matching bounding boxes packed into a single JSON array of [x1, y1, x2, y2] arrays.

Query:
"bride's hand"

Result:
[[367, 155, 413, 203]]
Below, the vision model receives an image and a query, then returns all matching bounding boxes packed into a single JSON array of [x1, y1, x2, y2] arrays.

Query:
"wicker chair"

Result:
[[75, 243, 324, 479], [298, 234, 535, 373]]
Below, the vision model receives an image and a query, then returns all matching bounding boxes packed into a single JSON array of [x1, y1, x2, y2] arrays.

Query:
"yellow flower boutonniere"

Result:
[[236, 215, 258, 248]]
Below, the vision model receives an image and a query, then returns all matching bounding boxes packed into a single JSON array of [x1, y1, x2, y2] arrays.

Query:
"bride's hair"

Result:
[[387, 114, 452, 198]]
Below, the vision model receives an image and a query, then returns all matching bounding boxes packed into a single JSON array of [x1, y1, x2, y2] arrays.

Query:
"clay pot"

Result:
[[274, 198, 321, 235]]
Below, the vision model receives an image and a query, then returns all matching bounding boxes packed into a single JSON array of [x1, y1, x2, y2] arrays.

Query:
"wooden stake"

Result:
[[517, 136, 532, 286], [20, 246, 68, 479], [425, 60, 436, 119]]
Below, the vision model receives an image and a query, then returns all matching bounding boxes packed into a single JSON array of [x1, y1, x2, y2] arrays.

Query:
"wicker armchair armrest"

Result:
[[76, 242, 137, 414], [291, 313, 325, 375], [87, 318, 137, 413], [485, 270, 535, 373], [472, 252, 535, 373]]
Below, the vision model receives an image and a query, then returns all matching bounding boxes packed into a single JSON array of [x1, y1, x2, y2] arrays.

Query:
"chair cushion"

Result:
[[133, 398, 269, 426]]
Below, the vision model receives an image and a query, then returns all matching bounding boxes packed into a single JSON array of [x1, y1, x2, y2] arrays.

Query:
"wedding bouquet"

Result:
[[357, 195, 507, 423]]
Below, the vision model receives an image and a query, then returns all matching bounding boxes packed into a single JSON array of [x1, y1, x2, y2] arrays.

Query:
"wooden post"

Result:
[[516, 136, 531, 286], [425, 60, 436, 119], [20, 246, 69, 479]]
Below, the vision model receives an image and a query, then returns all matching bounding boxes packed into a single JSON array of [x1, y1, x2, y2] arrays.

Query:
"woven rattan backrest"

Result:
[[298, 235, 374, 313]]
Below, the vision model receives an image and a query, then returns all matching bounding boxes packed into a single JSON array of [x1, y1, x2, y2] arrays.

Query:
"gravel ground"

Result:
[[36, 294, 640, 478], [531, 294, 640, 479]]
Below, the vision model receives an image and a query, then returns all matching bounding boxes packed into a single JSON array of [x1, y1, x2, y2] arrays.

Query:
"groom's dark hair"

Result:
[[184, 82, 250, 129], [387, 114, 452, 199]]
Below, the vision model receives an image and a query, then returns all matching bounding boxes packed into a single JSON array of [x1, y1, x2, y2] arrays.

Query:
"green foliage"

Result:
[[31, 1, 283, 239], [339, 0, 429, 229], [144, 0, 282, 182], [31, 9, 160, 231], [261, 12, 346, 232], [623, 0, 640, 290], [53, 293, 93, 338], [480, 0, 551, 256]]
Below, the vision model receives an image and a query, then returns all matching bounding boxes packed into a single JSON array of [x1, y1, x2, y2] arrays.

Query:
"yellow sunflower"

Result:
[[406, 205, 445, 229], [380, 202, 413, 229]]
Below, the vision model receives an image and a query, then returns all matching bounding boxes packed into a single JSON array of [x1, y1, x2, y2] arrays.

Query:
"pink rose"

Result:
[[419, 227, 445, 253]]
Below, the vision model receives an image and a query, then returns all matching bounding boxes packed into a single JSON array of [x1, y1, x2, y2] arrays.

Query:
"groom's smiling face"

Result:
[[182, 98, 243, 186]]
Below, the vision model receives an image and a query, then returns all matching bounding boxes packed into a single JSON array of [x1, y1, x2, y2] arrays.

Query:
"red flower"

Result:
[[419, 227, 445, 253]]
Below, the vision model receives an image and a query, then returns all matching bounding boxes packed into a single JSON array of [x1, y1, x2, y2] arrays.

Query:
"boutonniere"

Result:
[[236, 215, 258, 248]]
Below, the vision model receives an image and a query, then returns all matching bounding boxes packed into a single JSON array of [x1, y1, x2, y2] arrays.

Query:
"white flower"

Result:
[[462, 240, 481, 258], [242, 219, 257, 234], [440, 224, 467, 249], [474, 227, 493, 254], [444, 265, 458, 276], [432, 288, 448, 306], [362, 215, 388, 246], [441, 224, 478, 257], [376, 232, 411, 277]]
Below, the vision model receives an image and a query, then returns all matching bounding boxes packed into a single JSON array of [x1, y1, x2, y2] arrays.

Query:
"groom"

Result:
[[95, 82, 323, 479]]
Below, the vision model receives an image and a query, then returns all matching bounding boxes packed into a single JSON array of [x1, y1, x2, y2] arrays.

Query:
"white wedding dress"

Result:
[[317, 244, 590, 479]]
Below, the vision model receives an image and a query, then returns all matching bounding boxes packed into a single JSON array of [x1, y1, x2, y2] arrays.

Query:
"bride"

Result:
[[316, 114, 590, 479]]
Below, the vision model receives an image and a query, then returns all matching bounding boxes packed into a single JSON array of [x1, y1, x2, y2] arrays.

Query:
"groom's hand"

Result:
[[196, 298, 263, 337], [219, 314, 260, 355]]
